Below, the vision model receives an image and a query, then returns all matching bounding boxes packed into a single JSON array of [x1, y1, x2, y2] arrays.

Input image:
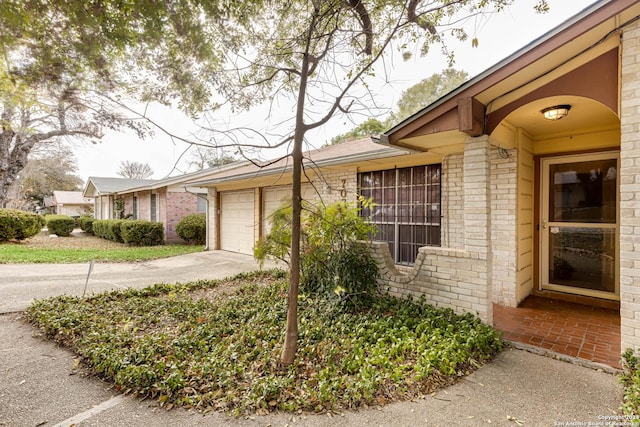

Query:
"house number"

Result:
[[340, 179, 347, 200]]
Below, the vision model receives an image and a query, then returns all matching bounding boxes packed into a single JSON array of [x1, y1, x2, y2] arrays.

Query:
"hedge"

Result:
[[0, 209, 45, 241], [120, 221, 164, 246], [45, 215, 75, 237], [92, 219, 126, 243], [176, 213, 206, 245], [77, 216, 95, 235]]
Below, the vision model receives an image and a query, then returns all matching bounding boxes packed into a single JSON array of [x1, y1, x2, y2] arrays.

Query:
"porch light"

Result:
[[541, 105, 571, 121]]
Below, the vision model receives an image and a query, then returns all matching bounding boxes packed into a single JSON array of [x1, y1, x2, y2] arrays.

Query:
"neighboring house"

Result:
[[83, 165, 243, 242], [41, 196, 55, 215], [192, 1, 640, 356], [51, 191, 93, 216], [83, 177, 156, 220]]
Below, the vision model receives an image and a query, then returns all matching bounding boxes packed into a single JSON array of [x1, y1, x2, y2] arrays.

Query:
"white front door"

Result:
[[540, 152, 619, 300]]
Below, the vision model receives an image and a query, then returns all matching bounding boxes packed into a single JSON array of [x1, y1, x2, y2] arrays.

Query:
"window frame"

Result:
[[358, 164, 441, 265]]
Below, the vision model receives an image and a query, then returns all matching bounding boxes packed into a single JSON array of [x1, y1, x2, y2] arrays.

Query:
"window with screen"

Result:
[[358, 165, 441, 264]]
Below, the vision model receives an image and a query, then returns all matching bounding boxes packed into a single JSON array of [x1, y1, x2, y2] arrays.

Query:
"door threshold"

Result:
[[531, 289, 619, 310]]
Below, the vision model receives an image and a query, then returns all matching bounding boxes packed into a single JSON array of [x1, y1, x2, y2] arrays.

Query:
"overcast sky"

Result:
[[73, 1, 598, 184]]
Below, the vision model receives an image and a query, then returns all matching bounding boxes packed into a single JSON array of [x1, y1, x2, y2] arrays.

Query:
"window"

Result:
[[358, 165, 441, 264], [150, 194, 157, 222], [197, 195, 207, 213], [133, 196, 138, 220]]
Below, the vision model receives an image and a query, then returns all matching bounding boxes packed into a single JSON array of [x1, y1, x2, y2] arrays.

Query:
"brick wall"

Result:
[[490, 147, 518, 307], [371, 136, 493, 323], [312, 168, 358, 204], [620, 19, 640, 351], [441, 154, 464, 249], [165, 190, 200, 241]]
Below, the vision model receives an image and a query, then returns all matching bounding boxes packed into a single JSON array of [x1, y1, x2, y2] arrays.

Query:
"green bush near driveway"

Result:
[[77, 216, 95, 235], [176, 213, 206, 244], [92, 219, 127, 243], [0, 209, 45, 241], [121, 220, 164, 246], [45, 214, 75, 237]]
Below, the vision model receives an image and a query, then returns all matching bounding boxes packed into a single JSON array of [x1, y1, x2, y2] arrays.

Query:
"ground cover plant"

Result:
[[620, 349, 640, 416], [0, 232, 202, 263], [26, 270, 503, 414]]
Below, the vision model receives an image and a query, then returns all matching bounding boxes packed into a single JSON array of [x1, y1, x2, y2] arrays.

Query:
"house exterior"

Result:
[[83, 166, 243, 242], [193, 0, 640, 356], [51, 191, 93, 217], [83, 177, 156, 221]]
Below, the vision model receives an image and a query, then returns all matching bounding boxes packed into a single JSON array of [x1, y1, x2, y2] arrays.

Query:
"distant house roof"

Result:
[[52, 191, 92, 205], [82, 177, 157, 197]]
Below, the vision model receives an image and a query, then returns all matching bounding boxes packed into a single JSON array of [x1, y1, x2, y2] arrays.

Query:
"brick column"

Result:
[[620, 20, 640, 351], [463, 135, 492, 322], [207, 187, 218, 251]]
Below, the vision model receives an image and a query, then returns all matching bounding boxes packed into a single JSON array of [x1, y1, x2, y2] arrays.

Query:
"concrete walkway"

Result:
[[0, 250, 279, 314], [0, 251, 624, 426]]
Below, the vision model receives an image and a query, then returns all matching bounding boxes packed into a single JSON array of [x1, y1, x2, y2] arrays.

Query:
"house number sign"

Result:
[[340, 179, 347, 201]]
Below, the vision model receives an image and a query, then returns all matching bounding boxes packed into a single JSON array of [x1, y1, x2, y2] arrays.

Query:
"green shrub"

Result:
[[121, 220, 164, 246], [0, 209, 45, 241], [621, 349, 640, 416], [176, 213, 206, 244], [92, 219, 127, 243], [255, 198, 379, 310], [45, 215, 75, 237], [77, 216, 95, 235]]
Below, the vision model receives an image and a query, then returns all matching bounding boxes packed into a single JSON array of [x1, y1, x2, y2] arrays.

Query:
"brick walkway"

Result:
[[493, 296, 621, 368]]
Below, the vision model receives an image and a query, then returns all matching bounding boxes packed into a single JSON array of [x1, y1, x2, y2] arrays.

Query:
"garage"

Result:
[[220, 190, 255, 255], [262, 184, 316, 235]]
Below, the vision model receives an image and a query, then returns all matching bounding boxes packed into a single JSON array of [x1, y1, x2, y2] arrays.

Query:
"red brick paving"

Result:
[[493, 296, 621, 368]]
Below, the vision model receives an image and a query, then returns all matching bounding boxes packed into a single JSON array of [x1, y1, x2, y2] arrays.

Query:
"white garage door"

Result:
[[220, 190, 255, 255], [262, 184, 317, 235]]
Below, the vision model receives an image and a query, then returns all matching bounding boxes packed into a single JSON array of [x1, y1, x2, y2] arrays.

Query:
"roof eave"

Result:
[[380, 0, 626, 146]]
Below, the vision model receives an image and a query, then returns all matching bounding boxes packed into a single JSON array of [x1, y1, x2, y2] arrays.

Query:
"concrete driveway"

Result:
[[0, 250, 279, 314], [0, 250, 624, 426]]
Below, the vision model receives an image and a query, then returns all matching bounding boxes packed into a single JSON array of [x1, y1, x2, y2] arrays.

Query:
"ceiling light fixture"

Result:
[[541, 104, 571, 121]]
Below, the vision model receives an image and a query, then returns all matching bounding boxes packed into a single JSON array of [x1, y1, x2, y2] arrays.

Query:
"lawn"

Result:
[[26, 269, 504, 415], [0, 230, 203, 263]]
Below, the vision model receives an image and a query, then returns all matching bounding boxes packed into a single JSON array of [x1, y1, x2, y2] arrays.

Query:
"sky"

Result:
[[72, 1, 598, 184]]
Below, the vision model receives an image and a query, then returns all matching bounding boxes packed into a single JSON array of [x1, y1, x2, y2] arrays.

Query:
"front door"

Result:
[[540, 152, 619, 300]]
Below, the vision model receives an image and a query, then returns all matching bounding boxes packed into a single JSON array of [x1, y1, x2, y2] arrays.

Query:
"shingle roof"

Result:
[[86, 177, 158, 195], [52, 191, 92, 205], [189, 137, 409, 186]]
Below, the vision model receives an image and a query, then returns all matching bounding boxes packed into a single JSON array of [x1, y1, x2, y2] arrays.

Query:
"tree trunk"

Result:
[[281, 128, 303, 366], [280, 13, 315, 366]]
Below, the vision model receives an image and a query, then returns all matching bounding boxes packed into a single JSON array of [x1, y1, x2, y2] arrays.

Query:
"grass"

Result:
[[0, 232, 203, 263], [25, 270, 504, 415]]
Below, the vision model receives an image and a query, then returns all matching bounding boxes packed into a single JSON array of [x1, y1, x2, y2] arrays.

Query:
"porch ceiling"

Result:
[[501, 95, 619, 142], [380, 0, 638, 153]]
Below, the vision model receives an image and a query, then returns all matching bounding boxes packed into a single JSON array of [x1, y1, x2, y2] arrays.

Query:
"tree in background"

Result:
[[330, 68, 469, 144], [390, 68, 469, 123], [329, 118, 387, 145], [187, 146, 237, 171], [11, 145, 83, 211], [117, 161, 153, 179], [0, 0, 232, 207]]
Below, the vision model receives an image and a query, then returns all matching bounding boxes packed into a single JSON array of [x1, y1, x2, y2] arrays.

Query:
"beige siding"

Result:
[[517, 131, 535, 303]]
